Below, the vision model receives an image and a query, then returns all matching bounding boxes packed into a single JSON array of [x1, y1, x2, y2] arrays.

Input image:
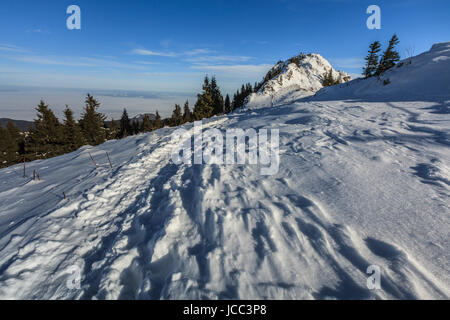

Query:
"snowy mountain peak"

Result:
[[246, 53, 351, 108], [131, 113, 156, 122]]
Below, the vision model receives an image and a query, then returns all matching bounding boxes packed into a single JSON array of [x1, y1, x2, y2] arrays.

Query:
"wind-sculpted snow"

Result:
[[0, 98, 448, 299], [0, 45, 449, 300]]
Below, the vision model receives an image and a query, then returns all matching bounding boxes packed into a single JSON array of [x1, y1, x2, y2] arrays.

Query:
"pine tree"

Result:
[[246, 83, 253, 95], [132, 120, 140, 135], [210, 76, 224, 115], [322, 69, 332, 86], [224, 94, 231, 113], [141, 114, 153, 132], [183, 100, 192, 123], [29, 100, 64, 156], [0, 124, 6, 166], [119, 108, 131, 138], [154, 111, 162, 129], [9, 121, 25, 158], [0, 124, 4, 153], [6, 121, 21, 141], [322, 69, 340, 87], [109, 118, 118, 139], [231, 82, 255, 110], [376, 34, 400, 75], [0, 121, 21, 165], [363, 41, 381, 78], [171, 104, 183, 127], [62, 105, 84, 152], [0, 124, 13, 165], [79, 94, 106, 146], [231, 93, 238, 110], [193, 76, 214, 120]]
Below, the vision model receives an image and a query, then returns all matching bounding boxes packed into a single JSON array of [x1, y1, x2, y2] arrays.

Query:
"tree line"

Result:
[[0, 75, 250, 168]]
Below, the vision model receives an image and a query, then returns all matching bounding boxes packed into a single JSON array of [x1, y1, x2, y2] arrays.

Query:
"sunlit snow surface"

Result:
[[0, 43, 449, 299]]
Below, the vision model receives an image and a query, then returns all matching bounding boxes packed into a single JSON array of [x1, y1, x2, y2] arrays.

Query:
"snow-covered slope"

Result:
[[0, 44, 449, 300], [246, 53, 351, 108], [315, 42, 450, 101]]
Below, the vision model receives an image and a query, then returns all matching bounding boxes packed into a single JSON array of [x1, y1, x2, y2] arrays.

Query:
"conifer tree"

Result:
[[193, 76, 214, 120], [322, 69, 331, 86], [109, 118, 118, 139], [79, 94, 106, 145], [376, 34, 400, 75], [6, 121, 20, 138], [141, 114, 153, 132], [0, 125, 6, 166], [62, 105, 84, 152], [154, 111, 162, 129], [231, 93, 238, 110], [363, 41, 381, 78], [132, 120, 140, 135], [231, 82, 254, 110], [9, 121, 25, 156], [183, 100, 192, 123], [322, 69, 340, 86], [29, 100, 64, 155], [210, 76, 224, 115], [119, 108, 131, 138], [0, 124, 5, 152], [171, 104, 183, 127], [224, 94, 231, 113], [0, 121, 21, 165]]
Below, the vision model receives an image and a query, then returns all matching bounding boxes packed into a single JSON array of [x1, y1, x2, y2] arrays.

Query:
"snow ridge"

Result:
[[314, 42, 450, 101]]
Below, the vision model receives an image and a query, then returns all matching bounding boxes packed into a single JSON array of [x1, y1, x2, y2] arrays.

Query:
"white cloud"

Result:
[[190, 64, 272, 76], [131, 47, 252, 64], [184, 48, 213, 56], [0, 44, 26, 53], [131, 49, 177, 57], [7, 55, 146, 70], [134, 61, 160, 65], [186, 55, 254, 63]]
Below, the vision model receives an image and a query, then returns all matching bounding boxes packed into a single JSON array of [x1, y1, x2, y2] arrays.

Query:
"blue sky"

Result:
[[0, 0, 449, 119]]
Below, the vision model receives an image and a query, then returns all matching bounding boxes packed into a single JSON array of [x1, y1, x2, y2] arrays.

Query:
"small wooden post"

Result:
[[33, 170, 40, 181], [106, 152, 113, 169], [63, 192, 66, 200], [88, 152, 97, 167]]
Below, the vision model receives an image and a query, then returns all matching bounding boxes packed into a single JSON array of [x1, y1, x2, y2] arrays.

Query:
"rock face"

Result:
[[246, 53, 351, 108]]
